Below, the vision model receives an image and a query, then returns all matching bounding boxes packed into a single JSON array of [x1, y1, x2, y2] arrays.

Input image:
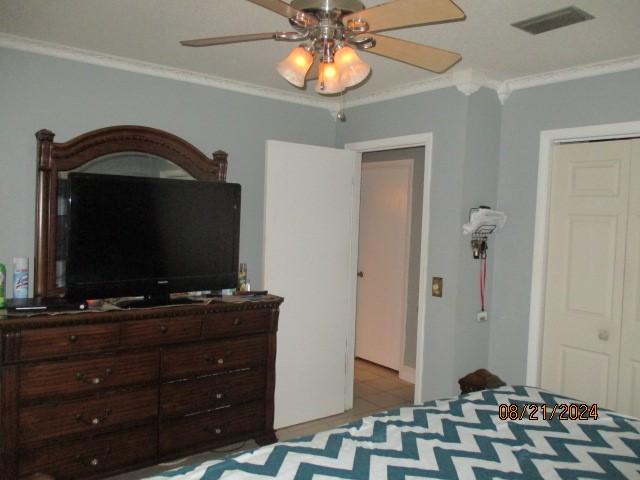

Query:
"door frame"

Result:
[[527, 121, 640, 386], [345, 133, 433, 406], [357, 159, 414, 372]]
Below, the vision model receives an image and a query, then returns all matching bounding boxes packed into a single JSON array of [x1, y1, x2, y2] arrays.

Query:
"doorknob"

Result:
[[598, 329, 610, 341], [357, 271, 364, 278]]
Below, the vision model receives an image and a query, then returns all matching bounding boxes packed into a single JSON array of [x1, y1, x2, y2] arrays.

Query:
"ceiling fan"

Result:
[[181, 0, 466, 95]]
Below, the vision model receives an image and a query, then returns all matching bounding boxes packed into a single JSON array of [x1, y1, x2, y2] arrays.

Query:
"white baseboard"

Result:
[[399, 365, 416, 384]]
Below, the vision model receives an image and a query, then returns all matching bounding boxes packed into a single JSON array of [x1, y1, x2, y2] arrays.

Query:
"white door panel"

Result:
[[618, 139, 640, 416], [355, 160, 412, 370], [264, 140, 359, 428], [541, 140, 632, 409]]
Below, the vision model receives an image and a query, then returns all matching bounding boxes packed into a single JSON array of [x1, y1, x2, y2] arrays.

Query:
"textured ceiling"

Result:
[[1, 0, 639, 100]]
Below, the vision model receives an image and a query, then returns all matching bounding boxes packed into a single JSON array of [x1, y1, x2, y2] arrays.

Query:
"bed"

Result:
[[144, 385, 640, 479]]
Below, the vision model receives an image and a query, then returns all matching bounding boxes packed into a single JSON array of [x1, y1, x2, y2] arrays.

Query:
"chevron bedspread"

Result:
[[146, 386, 640, 479]]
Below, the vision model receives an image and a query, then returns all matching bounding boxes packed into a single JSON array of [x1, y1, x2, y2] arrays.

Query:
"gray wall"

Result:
[[0, 47, 336, 295], [4, 44, 638, 401], [455, 89, 502, 381], [361, 146, 425, 370], [337, 87, 502, 400], [489, 69, 640, 384]]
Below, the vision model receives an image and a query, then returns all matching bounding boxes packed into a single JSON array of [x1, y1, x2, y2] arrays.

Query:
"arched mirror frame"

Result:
[[35, 125, 228, 298]]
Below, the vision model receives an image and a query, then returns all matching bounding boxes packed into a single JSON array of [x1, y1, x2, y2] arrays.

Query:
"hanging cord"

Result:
[[480, 256, 487, 312]]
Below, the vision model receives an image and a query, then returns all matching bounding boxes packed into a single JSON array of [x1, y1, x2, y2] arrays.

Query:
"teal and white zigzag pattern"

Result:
[[146, 386, 640, 480]]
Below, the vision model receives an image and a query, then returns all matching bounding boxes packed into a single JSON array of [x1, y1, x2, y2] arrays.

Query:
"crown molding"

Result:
[[341, 68, 502, 109], [343, 74, 457, 109], [2, 32, 639, 113], [502, 54, 640, 96], [343, 56, 640, 108], [0, 33, 338, 112]]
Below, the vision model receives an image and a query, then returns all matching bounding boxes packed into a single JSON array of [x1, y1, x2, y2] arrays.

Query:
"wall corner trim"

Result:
[[453, 69, 483, 96]]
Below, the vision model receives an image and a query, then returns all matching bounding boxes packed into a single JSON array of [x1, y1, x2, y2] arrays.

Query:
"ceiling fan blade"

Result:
[[246, 0, 317, 24], [363, 34, 461, 73], [344, 0, 465, 33], [181, 32, 277, 47]]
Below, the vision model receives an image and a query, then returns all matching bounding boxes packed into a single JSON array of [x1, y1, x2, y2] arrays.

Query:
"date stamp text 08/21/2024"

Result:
[[498, 403, 599, 421]]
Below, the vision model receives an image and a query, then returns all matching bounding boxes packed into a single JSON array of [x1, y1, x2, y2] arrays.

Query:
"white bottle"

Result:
[[13, 257, 29, 299]]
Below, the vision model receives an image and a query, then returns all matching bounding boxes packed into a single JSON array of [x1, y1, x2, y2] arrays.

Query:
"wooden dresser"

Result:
[[0, 296, 283, 480]]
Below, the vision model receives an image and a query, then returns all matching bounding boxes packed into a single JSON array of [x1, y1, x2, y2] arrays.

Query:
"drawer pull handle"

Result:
[[160, 325, 168, 333], [215, 392, 224, 400], [69, 335, 79, 343], [233, 317, 241, 326], [75, 408, 112, 426], [205, 351, 232, 364], [205, 426, 224, 435], [205, 356, 224, 365], [75, 447, 111, 468], [76, 368, 112, 385]]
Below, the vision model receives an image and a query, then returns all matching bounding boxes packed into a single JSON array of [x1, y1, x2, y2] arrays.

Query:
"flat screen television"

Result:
[[66, 172, 241, 304]]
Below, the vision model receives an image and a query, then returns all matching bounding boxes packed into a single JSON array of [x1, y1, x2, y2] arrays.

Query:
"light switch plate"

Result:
[[432, 277, 443, 297]]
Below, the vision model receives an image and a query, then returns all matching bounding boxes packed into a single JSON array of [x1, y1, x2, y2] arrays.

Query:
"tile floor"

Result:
[[108, 358, 413, 479], [277, 358, 414, 441]]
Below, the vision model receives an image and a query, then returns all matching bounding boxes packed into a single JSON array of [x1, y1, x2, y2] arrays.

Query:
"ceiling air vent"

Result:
[[512, 6, 594, 35]]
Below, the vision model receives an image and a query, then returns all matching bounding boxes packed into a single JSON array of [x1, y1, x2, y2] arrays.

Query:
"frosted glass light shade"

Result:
[[277, 47, 314, 87], [315, 62, 345, 94], [335, 46, 370, 88]]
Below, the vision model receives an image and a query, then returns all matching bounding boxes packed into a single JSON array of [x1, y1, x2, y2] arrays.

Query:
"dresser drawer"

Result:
[[20, 352, 159, 400], [159, 402, 264, 456], [19, 386, 157, 444], [202, 309, 272, 338], [19, 425, 156, 480], [18, 324, 120, 361], [121, 316, 201, 347], [161, 367, 265, 417], [161, 335, 267, 380]]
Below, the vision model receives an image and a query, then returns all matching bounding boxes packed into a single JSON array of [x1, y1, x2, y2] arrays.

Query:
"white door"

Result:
[[541, 140, 632, 409], [355, 159, 413, 370], [263, 140, 360, 428], [618, 139, 640, 416]]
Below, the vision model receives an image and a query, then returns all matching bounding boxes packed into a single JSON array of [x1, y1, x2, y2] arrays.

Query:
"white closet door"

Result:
[[264, 140, 360, 428], [618, 139, 640, 416], [541, 140, 633, 409]]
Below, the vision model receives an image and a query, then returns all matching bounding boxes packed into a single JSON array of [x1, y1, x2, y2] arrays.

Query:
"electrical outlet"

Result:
[[477, 311, 488, 322]]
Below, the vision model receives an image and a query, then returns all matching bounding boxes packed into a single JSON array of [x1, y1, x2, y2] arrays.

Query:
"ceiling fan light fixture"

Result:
[[277, 46, 314, 87], [315, 62, 345, 94], [335, 46, 370, 88], [182, 0, 466, 96]]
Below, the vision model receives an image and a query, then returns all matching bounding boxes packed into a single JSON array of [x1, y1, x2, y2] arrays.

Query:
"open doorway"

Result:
[[353, 147, 424, 408], [345, 133, 433, 410]]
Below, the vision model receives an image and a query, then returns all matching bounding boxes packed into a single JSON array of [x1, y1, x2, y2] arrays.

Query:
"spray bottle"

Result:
[[13, 257, 29, 299]]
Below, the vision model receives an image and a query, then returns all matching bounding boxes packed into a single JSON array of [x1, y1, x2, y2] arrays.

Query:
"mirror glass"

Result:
[[55, 153, 195, 287], [58, 152, 196, 180]]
